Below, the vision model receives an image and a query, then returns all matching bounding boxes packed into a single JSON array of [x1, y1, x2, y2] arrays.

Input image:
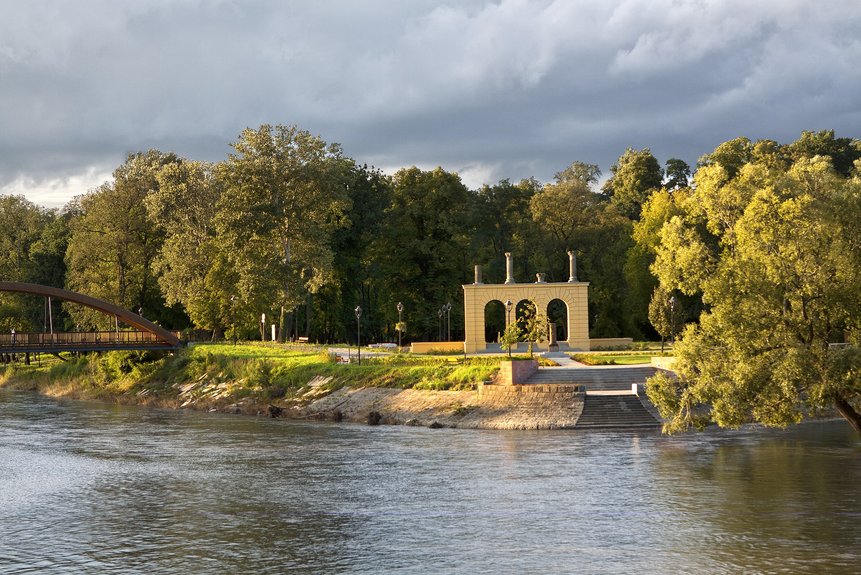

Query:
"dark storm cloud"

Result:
[[2, 0, 860, 206]]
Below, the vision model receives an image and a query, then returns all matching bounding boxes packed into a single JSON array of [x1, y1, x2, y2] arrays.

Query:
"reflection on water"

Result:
[[1, 389, 859, 574]]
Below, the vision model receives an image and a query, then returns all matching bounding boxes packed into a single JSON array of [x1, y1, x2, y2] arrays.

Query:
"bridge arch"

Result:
[[0, 282, 180, 347]]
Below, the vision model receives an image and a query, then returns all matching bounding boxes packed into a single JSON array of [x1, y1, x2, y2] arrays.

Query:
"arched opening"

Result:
[[484, 300, 505, 343], [547, 299, 568, 342], [515, 299, 534, 326]]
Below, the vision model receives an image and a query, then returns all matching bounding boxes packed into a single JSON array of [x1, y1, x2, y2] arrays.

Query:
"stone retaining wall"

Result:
[[478, 382, 585, 403], [472, 383, 586, 429]]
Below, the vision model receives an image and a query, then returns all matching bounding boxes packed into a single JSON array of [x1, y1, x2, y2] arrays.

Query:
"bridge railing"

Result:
[[0, 331, 182, 348]]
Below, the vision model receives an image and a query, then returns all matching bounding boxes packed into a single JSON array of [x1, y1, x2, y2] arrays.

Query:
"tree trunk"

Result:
[[278, 306, 286, 343], [305, 294, 311, 339], [835, 395, 861, 435]]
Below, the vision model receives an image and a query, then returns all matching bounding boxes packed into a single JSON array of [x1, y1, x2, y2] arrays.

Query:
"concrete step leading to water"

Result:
[[575, 394, 661, 429]]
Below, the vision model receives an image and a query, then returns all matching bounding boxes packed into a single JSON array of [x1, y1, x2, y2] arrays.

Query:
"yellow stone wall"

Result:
[[462, 282, 590, 353]]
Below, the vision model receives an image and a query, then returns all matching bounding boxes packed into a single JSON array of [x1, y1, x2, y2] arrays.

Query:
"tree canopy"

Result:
[[648, 138, 861, 434], [602, 147, 663, 219]]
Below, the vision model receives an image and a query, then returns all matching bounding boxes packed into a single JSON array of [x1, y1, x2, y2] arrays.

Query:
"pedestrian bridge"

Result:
[[0, 282, 182, 354]]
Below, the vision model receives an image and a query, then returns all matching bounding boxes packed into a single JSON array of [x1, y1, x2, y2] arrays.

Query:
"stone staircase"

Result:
[[524, 366, 662, 429], [574, 394, 661, 429], [525, 366, 658, 391]]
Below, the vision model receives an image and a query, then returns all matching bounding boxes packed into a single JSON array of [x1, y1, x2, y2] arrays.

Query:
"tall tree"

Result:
[[554, 161, 602, 187], [146, 160, 227, 336], [312, 164, 392, 344], [664, 158, 691, 190], [216, 124, 351, 337], [530, 176, 602, 259], [787, 130, 861, 177], [0, 195, 60, 331], [624, 187, 691, 337], [0, 195, 50, 282], [376, 166, 471, 341], [648, 285, 683, 352], [648, 137, 861, 435], [531, 176, 635, 337], [65, 150, 178, 329], [470, 178, 539, 283], [602, 148, 663, 219]]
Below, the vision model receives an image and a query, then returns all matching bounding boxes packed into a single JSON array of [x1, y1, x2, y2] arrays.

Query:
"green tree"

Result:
[[530, 176, 602, 260], [554, 161, 601, 186], [696, 137, 753, 179], [518, 299, 548, 357], [499, 322, 521, 358], [530, 174, 637, 337], [29, 209, 71, 291], [0, 195, 60, 331], [787, 130, 861, 177], [146, 160, 227, 336], [470, 178, 540, 283], [312, 164, 392, 344], [624, 187, 691, 336], [664, 158, 691, 190], [602, 148, 663, 219], [579, 207, 635, 337], [65, 150, 179, 329], [648, 139, 861, 435], [216, 124, 351, 339], [648, 286, 683, 352], [0, 195, 50, 281], [375, 166, 471, 341]]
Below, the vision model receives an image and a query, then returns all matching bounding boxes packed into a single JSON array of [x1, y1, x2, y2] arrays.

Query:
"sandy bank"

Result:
[[280, 384, 586, 430]]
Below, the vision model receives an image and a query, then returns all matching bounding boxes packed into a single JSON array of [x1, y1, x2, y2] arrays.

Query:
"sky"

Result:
[[1, 0, 860, 208]]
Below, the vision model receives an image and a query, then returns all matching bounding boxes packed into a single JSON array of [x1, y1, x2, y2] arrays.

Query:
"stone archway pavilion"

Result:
[[463, 252, 590, 353]]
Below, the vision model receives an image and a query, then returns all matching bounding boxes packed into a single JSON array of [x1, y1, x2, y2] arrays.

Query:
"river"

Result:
[[1, 389, 859, 574]]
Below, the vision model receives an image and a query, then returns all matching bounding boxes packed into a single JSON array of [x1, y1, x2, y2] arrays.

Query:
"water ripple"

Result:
[[1, 390, 859, 574]]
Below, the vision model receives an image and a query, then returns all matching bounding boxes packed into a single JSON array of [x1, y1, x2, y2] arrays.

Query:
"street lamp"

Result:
[[505, 299, 513, 358], [445, 302, 452, 342], [397, 301, 404, 350], [438, 307, 444, 341], [355, 305, 362, 365], [669, 296, 677, 345]]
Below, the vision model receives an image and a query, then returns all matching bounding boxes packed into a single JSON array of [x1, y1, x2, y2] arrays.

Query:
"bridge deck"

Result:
[[0, 331, 182, 353]]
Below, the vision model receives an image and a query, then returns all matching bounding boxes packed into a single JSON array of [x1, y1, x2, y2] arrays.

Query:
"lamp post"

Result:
[[438, 307, 444, 341], [230, 295, 237, 346], [505, 299, 513, 358], [445, 302, 452, 342], [355, 305, 362, 365], [397, 301, 404, 350], [669, 296, 677, 345]]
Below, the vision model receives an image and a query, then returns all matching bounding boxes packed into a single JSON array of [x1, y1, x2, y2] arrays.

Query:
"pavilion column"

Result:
[[505, 252, 515, 284], [568, 250, 578, 282]]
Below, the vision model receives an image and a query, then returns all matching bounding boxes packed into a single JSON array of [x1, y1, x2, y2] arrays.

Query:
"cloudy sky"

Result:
[[2, 0, 860, 207]]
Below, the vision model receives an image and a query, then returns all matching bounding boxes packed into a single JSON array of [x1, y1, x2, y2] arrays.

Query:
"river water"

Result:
[[1, 389, 859, 574]]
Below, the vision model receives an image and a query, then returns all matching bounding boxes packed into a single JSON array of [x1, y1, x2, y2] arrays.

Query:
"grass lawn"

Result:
[[571, 351, 667, 365]]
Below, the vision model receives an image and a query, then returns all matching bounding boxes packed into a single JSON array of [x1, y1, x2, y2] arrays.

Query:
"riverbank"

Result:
[[0, 343, 584, 430]]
